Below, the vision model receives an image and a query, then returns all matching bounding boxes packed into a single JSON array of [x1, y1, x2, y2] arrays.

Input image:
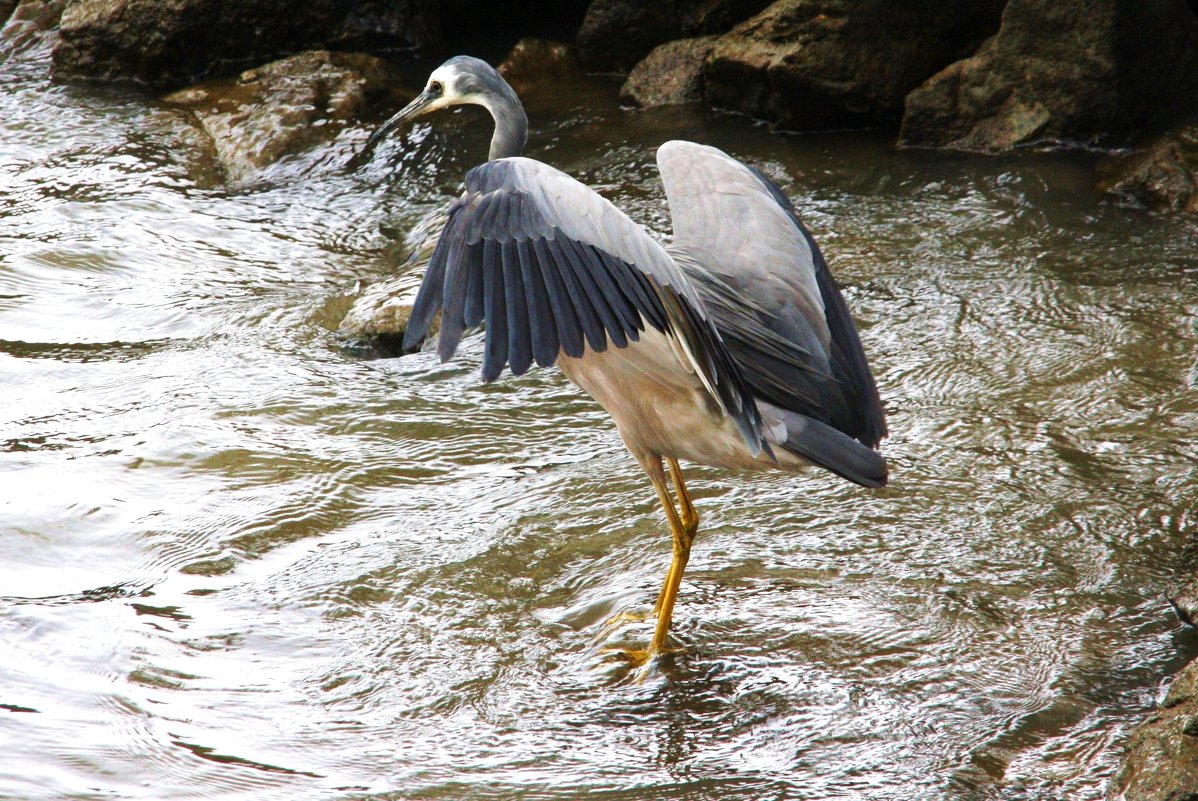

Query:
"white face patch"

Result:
[[425, 64, 468, 111]]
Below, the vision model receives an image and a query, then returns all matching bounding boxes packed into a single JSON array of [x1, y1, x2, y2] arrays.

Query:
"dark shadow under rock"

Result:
[[1097, 125, 1198, 214], [703, 0, 1005, 131], [53, 0, 441, 88], [162, 50, 405, 186], [576, 0, 771, 74], [899, 0, 1198, 153], [619, 36, 716, 108]]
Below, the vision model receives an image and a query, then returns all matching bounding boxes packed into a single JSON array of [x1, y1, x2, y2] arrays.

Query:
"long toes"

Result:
[[601, 610, 651, 630], [600, 647, 652, 668]]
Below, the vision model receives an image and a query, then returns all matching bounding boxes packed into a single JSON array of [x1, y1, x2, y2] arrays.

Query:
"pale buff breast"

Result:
[[556, 326, 812, 473]]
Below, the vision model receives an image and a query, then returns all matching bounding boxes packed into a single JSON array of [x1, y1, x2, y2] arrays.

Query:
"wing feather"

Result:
[[480, 238, 508, 381], [658, 140, 886, 449], [503, 242, 532, 376], [403, 156, 766, 455], [531, 237, 584, 359], [516, 238, 558, 367]]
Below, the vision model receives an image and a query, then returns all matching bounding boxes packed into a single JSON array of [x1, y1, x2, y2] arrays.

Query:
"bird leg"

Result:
[[668, 457, 699, 536], [614, 457, 698, 673], [652, 458, 698, 616]]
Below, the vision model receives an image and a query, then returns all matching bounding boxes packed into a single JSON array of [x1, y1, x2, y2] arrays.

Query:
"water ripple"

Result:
[[2, 58, 1197, 801]]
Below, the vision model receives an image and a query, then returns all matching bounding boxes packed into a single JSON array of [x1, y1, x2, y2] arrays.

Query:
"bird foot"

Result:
[[600, 609, 652, 632], [600, 643, 685, 681]]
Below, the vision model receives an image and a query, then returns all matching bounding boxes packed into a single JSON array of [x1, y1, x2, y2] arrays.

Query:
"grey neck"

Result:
[[482, 92, 527, 160]]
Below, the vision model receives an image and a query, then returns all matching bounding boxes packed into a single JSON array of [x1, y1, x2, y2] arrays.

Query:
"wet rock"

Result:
[[1166, 524, 1198, 626], [0, 0, 65, 61], [619, 36, 717, 108], [338, 279, 431, 357], [497, 38, 584, 94], [53, 0, 441, 88], [576, 0, 771, 73], [703, 0, 1005, 131], [1109, 657, 1198, 800], [338, 210, 443, 356], [899, 0, 1198, 153], [162, 50, 404, 186], [1096, 125, 1198, 213]]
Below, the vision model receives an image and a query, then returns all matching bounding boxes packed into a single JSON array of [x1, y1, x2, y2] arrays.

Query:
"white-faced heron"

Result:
[[361, 55, 888, 673]]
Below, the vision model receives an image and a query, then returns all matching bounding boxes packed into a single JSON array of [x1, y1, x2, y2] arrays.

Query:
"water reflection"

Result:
[[1, 53, 1197, 801]]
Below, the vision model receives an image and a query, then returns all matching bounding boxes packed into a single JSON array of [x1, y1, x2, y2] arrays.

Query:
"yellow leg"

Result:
[[614, 457, 699, 674], [668, 457, 699, 535], [653, 458, 698, 616]]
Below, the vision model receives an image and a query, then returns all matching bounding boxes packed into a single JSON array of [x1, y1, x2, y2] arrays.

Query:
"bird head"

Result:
[[360, 56, 520, 160]]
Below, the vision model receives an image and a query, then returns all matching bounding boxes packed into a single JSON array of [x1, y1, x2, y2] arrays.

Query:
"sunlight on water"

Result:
[[2, 55, 1198, 801]]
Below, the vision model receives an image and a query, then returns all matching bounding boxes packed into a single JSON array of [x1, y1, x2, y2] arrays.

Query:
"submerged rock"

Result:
[[162, 50, 403, 186], [1166, 525, 1198, 626], [0, 0, 65, 61], [337, 279, 428, 357], [576, 0, 770, 73], [53, 0, 441, 88], [899, 0, 1198, 152], [337, 209, 443, 356], [703, 0, 1005, 131], [1096, 125, 1198, 213], [620, 36, 717, 108], [1109, 658, 1198, 800]]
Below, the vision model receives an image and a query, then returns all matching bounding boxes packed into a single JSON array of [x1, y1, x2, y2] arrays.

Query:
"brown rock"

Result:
[[703, 0, 1005, 131], [576, 0, 771, 73], [497, 38, 584, 94], [1097, 126, 1198, 213], [338, 208, 443, 355], [53, 0, 441, 88], [1109, 658, 1198, 801], [899, 0, 1198, 152], [620, 36, 717, 107], [162, 50, 403, 185], [0, 0, 65, 61]]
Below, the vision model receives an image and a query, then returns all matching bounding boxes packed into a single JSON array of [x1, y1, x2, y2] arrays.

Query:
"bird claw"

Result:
[[599, 609, 652, 633], [598, 643, 685, 682]]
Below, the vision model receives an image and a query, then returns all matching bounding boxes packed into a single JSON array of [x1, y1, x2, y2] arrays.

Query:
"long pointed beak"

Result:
[[357, 89, 437, 163]]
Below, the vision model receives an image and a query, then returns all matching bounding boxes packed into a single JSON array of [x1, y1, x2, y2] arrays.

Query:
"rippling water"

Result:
[[3, 51, 1198, 801]]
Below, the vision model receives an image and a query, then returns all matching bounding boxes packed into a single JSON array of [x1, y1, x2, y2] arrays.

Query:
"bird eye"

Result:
[[429, 81, 443, 96]]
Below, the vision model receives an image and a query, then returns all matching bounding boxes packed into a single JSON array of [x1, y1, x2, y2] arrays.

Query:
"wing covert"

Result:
[[402, 157, 767, 456], [657, 140, 887, 448]]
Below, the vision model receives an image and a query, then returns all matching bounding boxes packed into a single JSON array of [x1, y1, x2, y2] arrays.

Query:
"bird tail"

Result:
[[775, 409, 888, 488]]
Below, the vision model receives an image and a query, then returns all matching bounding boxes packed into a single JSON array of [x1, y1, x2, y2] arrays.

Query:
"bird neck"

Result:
[[480, 91, 527, 160]]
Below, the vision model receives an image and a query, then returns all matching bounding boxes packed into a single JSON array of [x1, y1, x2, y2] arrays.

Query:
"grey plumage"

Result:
[[402, 156, 767, 455], [363, 56, 888, 673], [658, 141, 886, 456]]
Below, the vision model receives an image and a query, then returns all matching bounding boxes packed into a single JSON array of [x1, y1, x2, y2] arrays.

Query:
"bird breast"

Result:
[[556, 326, 795, 472]]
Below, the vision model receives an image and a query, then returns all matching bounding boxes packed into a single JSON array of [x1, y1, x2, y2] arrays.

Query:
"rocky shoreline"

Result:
[[4, 1, 1198, 797], [4, 0, 1196, 209]]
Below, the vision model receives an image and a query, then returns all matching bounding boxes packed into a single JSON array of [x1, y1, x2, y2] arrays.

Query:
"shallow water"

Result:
[[3, 53, 1198, 801]]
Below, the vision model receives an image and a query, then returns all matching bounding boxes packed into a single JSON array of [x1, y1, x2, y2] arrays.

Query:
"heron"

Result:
[[361, 56, 888, 672]]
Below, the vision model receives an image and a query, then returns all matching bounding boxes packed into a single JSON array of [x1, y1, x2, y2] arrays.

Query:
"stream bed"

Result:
[[2, 54, 1198, 800]]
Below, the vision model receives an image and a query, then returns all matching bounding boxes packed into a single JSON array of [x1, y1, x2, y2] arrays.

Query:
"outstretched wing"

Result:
[[657, 141, 886, 449], [403, 156, 767, 456]]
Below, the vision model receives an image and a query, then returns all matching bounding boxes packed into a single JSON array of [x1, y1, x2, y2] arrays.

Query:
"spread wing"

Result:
[[657, 141, 887, 450], [403, 156, 767, 456]]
